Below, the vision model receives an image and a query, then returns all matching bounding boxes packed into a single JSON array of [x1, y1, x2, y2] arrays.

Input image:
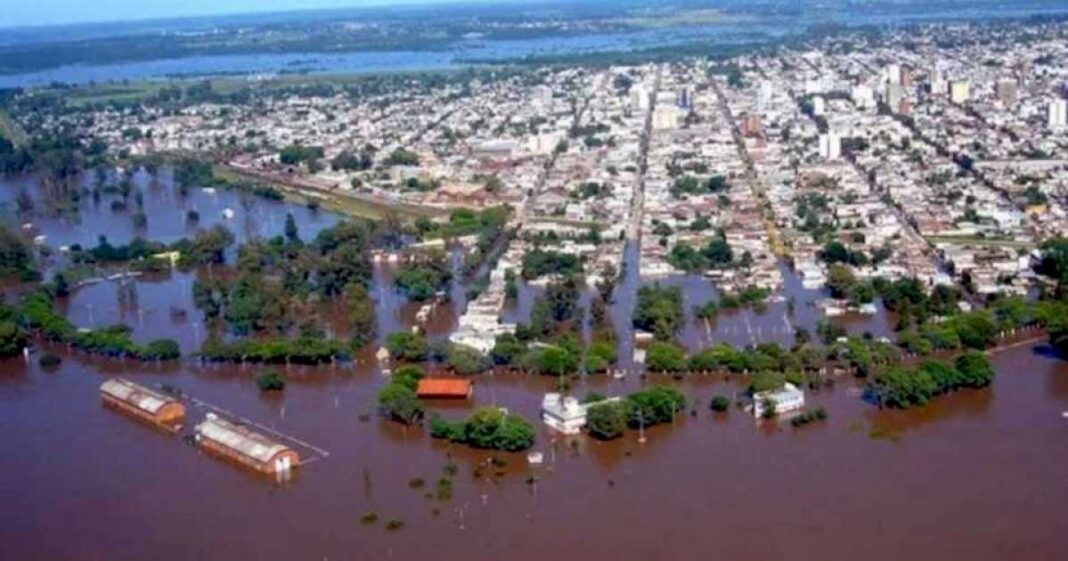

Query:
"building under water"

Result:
[[99, 377, 186, 431], [194, 413, 299, 475]]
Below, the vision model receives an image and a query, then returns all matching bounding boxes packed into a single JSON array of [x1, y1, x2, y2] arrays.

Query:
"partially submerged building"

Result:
[[416, 378, 473, 399], [100, 377, 186, 430], [541, 393, 622, 435], [752, 383, 805, 418], [195, 413, 299, 475]]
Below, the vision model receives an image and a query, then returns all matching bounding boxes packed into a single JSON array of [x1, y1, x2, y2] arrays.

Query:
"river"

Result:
[[3, 3, 1068, 89]]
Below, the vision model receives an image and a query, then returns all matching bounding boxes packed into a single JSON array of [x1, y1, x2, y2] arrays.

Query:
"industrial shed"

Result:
[[100, 377, 186, 430], [195, 413, 299, 474]]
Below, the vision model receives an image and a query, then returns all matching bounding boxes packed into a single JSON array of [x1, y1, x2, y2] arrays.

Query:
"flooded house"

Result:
[[416, 378, 474, 399], [99, 377, 186, 430], [194, 413, 299, 475]]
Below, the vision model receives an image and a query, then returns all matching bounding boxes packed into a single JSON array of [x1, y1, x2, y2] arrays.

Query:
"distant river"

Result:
[[0, 5, 1066, 88]]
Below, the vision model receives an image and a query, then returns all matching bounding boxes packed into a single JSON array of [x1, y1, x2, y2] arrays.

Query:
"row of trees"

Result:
[[430, 407, 536, 452], [586, 387, 687, 440], [866, 352, 995, 408], [19, 291, 180, 360]]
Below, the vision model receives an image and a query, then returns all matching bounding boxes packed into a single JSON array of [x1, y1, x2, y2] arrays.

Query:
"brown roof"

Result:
[[417, 378, 473, 398]]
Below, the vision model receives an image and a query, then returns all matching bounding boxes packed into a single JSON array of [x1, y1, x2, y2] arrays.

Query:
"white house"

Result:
[[752, 383, 805, 418], [541, 393, 621, 435]]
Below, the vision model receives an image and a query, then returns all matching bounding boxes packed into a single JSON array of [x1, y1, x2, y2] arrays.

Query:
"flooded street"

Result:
[[2, 175, 1067, 560]]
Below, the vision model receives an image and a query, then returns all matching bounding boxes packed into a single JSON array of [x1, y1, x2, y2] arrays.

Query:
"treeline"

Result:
[[866, 352, 995, 408], [430, 407, 536, 452], [0, 225, 40, 281], [585, 386, 686, 440], [68, 227, 234, 269], [18, 291, 180, 360], [199, 333, 347, 365]]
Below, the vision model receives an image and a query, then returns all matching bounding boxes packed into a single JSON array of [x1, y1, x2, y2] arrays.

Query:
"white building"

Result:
[[630, 86, 650, 111], [1048, 98, 1067, 130], [752, 383, 805, 418], [812, 95, 825, 117], [950, 81, 971, 104], [852, 84, 875, 110], [541, 393, 621, 435], [818, 132, 841, 161]]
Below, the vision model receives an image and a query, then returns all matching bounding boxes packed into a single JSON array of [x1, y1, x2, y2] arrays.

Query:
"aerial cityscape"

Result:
[[2, 1, 1068, 559]]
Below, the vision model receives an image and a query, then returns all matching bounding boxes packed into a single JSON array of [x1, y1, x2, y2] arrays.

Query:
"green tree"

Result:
[[586, 400, 628, 439]]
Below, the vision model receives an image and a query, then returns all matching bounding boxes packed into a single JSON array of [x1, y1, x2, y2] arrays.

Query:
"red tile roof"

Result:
[[416, 378, 473, 399]]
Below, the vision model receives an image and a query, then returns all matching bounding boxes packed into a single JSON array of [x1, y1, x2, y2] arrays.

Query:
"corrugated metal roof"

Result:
[[195, 415, 291, 464], [100, 378, 172, 415]]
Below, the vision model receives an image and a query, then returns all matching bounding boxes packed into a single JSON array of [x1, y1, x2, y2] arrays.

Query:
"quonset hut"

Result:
[[100, 378, 186, 430], [194, 413, 299, 474]]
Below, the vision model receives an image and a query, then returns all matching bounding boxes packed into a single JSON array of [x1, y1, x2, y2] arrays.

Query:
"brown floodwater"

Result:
[[2, 172, 1068, 560]]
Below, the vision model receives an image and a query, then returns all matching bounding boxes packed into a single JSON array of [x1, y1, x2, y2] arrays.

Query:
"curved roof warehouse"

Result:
[[100, 377, 186, 430], [195, 413, 299, 474]]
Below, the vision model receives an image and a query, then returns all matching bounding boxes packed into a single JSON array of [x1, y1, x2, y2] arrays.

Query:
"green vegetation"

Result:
[[633, 284, 684, 341], [199, 335, 345, 364], [866, 352, 995, 408], [586, 400, 628, 440], [0, 318, 26, 357], [19, 292, 180, 360], [385, 332, 428, 362], [278, 144, 324, 168], [256, 370, 286, 391], [790, 408, 828, 427], [38, 352, 63, 368], [429, 407, 536, 451], [395, 251, 452, 301], [383, 148, 421, 167], [670, 174, 729, 197], [378, 365, 425, 425], [667, 232, 734, 273], [710, 395, 731, 413], [521, 249, 582, 280], [626, 386, 686, 427], [0, 226, 39, 281], [645, 341, 688, 372]]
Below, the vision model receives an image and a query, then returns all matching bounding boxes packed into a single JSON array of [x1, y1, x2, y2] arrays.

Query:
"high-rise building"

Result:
[[950, 81, 971, 104], [812, 96, 825, 117], [884, 84, 904, 111], [677, 87, 692, 109], [818, 132, 841, 161], [852, 84, 875, 110], [930, 65, 946, 96], [1049, 99, 1068, 129], [741, 113, 764, 137], [995, 79, 1018, 105], [652, 105, 680, 130], [884, 64, 902, 86], [757, 81, 772, 113], [630, 86, 650, 111]]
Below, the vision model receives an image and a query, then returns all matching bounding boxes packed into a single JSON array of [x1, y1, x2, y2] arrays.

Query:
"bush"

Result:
[[256, 370, 286, 391], [587, 400, 627, 440], [38, 352, 62, 368], [626, 387, 686, 427], [378, 375, 424, 425], [645, 341, 688, 372], [710, 395, 731, 412], [429, 408, 535, 451], [384, 332, 428, 362], [142, 338, 181, 360]]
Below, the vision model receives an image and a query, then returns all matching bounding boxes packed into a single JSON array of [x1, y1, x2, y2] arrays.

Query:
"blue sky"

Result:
[[2, 0, 478, 28]]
